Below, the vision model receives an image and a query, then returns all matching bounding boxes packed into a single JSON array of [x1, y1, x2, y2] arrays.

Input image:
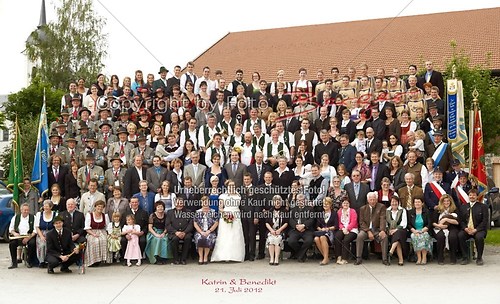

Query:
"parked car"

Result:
[[0, 194, 14, 241]]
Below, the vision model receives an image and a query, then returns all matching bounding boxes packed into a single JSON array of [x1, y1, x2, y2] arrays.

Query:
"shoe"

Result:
[[269, 262, 274, 266], [198, 261, 203, 265], [450, 261, 456, 265], [136, 261, 141, 266], [387, 253, 392, 265], [61, 268, 72, 273], [8, 264, 17, 269], [248, 257, 255, 261], [16, 259, 22, 263], [354, 259, 362, 266], [39, 263, 47, 268], [460, 258, 469, 265], [26, 263, 32, 269], [274, 262, 279, 266], [416, 261, 421, 265], [383, 260, 390, 266], [341, 259, 349, 265], [476, 258, 484, 266], [47, 268, 55, 274], [297, 258, 305, 263], [203, 261, 208, 265], [180, 260, 186, 265], [398, 262, 404, 266], [127, 261, 132, 267], [421, 261, 427, 265], [173, 260, 180, 265], [122, 260, 128, 266], [256, 254, 265, 260], [320, 260, 329, 266]]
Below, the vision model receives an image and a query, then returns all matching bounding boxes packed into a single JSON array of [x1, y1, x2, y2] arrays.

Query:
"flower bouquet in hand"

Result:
[[222, 211, 235, 224]]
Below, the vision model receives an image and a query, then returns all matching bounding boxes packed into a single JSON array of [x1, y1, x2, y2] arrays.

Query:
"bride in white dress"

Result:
[[211, 180, 245, 262]]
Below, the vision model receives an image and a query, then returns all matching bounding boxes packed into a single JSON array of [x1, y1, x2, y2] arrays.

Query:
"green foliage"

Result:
[[443, 41, 500, 154], [1, 117, 40, 179], [25, 0, 107, 89], [485, 229, 500, 246], [4, 77, 64, 123]]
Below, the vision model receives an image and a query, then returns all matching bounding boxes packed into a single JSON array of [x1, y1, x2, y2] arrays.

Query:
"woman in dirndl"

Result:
[[84, 200, 111, 267], [35, 200, 55, 267], [145, 201, 171, 264]]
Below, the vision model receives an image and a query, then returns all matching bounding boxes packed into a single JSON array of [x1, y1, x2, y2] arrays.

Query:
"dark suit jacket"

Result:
[[123, 166, 148, 199], [338, 145, 357, 173], [180, 187, 201, 212], [60, 210, 86, 237], [407, 208, 431, 231], [425, 71, 445, 99], [397, 185, 424, 209], [424, 181, 451, 211], [345, 182, 370, 212], [371, 117, 386, 141], [166, 208, 194, 237], [286, 117, 300, 134], [289, 206, 315, 231], [315, 210, 338, 230], [339, 120, 356, 142], [314, 140, 340, 166], [64, 173, 80, 200], [272, 170, 295, 200], [366, 137, 383, 157], [425, 142, 454, 172], [359, 203, 387, 232], [256, 184, 279, 212], [247, 163, 272, 186], [166, 170, 183, 193], [378, 102, 397, 121], [48, 165, 69, 197], [240, 185, 257, 219], [121, 207, 149, 234], [369, 162, 390, 191], [459, 202, 488, 233], [46, 227, 75, 257]]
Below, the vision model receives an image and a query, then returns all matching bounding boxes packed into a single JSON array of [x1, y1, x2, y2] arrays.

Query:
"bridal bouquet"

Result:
[[222, 211, 235, 224]]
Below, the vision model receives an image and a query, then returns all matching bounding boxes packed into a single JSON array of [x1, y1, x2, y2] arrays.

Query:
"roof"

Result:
[[189, 7, 500, 80]]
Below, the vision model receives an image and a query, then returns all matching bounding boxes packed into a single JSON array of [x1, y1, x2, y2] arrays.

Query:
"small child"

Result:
[[410, 130, 426, 159], [381, 140, 390, 165], [122, 215, 142, 266], [351, 130, 366, 154], [107, 212, 122, 262]]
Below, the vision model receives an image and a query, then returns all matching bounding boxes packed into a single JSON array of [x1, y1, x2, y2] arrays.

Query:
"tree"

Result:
[[4, 76, 64, 123], [443, 41, 500, 154], [25, 0, 108, 89], [1, 117, 40, 179]]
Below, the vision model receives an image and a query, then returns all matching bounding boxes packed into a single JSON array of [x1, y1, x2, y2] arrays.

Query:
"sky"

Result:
[[0, 0, 498, 95]]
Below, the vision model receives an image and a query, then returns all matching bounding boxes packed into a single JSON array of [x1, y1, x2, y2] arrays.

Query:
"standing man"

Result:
[[180, 61, 197, 93], [166, 197, 194, 265], [166, 65, 181, 96], [123, 155, 148, 199], [240, 173, 257, 261], [423, 61, 444, 98], [153, 66, 168, 92], [224, 151, 247, 188]]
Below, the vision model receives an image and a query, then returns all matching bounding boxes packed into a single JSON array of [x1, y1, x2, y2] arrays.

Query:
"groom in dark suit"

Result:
[[46, 216, 80, 274], [224, 151, 247, 188]]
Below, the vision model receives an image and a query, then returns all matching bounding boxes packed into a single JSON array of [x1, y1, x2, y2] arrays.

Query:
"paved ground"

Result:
[[1, 242, 499, 304]]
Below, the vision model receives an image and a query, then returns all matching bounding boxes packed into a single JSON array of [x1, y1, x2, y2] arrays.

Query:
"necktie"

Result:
[[70, 149, 75, 160], [51, 147, 56, 154], [73, 109, 78, 118], [354, 183, 359, 199], [193, 165, 198, 180], [54, 167, 59, 181], [103, 134, 108, 147], [367, 139, 371, 150], [468, 206, 475, 229], [232, 163, 237, 174], [58, 230, 62, 238], [371, 165, 378, 190], [156, 167, 160, 179], [120, 143, 125, 158], [257, 165, 262, 178], [407, 187, 413, 209], [86, 167, 91, 184], [114, 170, 119, 177]]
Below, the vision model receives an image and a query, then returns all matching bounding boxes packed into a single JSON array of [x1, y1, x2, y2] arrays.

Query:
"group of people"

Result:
[[8, 60, 489, 273]]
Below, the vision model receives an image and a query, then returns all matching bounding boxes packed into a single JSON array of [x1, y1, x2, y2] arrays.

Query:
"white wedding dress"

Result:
[[211, 193, 245, 262]]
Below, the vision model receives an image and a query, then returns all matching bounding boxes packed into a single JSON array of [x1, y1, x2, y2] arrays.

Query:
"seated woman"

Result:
[[386, 196, 408, 266], [145, 201, 171, 264], [408, 197, 432, 265], [35, 200, 55, 267], [334, 198, 358, 265], [84, 200, 111, 267], [314, 197, 338, 265], [265, 195, 289, 266], [154, 180, 177, 211], [432, 194, 460, 265], [377, 177, 395, 208], [194, 196, 219, 265]]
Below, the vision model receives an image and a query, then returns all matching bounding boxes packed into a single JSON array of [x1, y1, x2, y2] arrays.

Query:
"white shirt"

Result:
[[9, 214, 32, 234], [136, 166, 143, 180]]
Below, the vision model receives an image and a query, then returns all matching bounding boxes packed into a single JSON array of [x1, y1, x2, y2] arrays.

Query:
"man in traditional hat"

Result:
[[75, 122, 91, 150], [129, 135, 154, 167], [104, 153, 126, 198], [425, 130, 453, 172], [107, 127, 134, 168], [46, 215, 80, 274], [97, 121, 117, 156], [65, 134, 81, 166], [49, 132, 70, 164], [424, 166, 451, 213], [77, 151, 105, 194], [79, 135, 106, 168], [78, 107, 96, 132], [153, 66, 169, 92], [68, 96, 83, 121]]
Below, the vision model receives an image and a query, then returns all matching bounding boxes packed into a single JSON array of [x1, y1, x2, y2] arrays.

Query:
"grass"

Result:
[[486, 229, 500, 245]]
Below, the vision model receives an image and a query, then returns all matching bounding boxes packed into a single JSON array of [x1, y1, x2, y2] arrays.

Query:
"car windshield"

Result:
[[0, 181, 12, 195]]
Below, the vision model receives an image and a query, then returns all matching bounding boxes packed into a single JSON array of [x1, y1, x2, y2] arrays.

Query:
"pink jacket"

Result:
[[337, 208, 358, 231]]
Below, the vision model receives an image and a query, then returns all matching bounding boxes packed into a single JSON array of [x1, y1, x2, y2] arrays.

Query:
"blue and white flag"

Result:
[[31, 102, 50, 196]]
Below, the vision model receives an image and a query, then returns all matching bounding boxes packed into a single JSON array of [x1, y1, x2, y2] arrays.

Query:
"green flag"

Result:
[[7, 118, 23, 212]]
